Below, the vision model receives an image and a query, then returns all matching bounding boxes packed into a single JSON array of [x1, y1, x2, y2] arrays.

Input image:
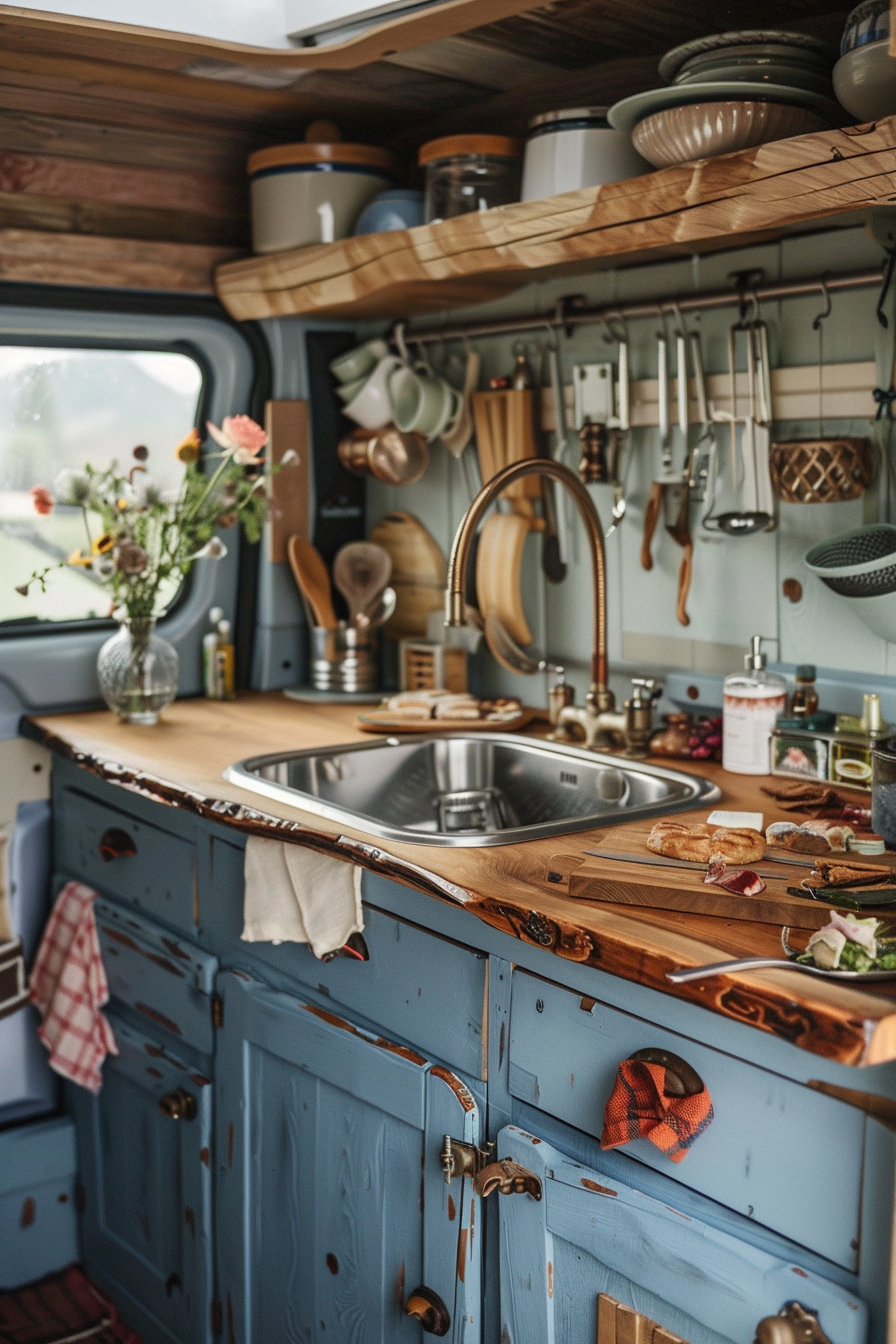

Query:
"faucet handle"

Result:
[[630, 677, 662, 704]]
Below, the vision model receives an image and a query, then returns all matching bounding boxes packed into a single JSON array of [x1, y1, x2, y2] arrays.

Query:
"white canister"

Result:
[[248, 141, 395, 254], [722, 636, 788, 775], [521, 107, 650, 202]]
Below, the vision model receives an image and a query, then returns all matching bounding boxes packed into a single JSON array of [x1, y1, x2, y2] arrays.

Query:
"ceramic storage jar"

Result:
[[248, 140, 395, 253], [420, 135, 522, 223], [521, 107, 650, 201]]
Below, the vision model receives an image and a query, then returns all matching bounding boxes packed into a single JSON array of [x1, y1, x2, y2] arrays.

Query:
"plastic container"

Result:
[[872, 736, 896, 846], [521, 108, 649, 201], [419, 135, 522, 224], [248, 140, 395, 254], [722, 635, 787, 775]]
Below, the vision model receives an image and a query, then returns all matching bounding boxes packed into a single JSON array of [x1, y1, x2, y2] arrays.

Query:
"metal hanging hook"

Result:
[[812, 276, 832, 331]]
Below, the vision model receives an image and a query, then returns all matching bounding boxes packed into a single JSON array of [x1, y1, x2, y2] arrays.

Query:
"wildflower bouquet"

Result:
[[20, 415, 277, 621]]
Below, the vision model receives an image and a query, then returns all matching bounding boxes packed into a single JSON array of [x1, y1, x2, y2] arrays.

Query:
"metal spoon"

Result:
[[355, 585, 396, 629]]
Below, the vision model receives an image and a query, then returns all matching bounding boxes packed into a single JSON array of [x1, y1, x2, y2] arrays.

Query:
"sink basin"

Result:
[[225, 733, 720, 847]]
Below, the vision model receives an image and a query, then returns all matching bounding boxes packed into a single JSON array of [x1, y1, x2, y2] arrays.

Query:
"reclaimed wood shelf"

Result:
[[215, 117, 896, 323]]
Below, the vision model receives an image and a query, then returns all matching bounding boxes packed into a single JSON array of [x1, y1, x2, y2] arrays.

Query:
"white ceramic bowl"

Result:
[[631, 99, 829, 167], [833, 39, 896, 120]]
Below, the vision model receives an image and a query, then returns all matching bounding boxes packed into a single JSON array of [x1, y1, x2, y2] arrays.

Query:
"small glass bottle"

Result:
[[722, 635, 788, 775], [790, 664, 819, 719]]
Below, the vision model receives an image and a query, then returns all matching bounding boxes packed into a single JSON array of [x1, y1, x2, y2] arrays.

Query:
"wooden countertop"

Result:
[[25, 692, 896, 1069]]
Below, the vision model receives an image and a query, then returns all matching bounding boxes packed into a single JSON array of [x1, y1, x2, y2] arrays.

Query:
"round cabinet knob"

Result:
[[158, 1089, 197, 1121], [405, 1286, 450, 1336]]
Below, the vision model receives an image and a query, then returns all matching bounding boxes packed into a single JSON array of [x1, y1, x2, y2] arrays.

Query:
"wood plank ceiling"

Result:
[[0, 0, 853, 293]]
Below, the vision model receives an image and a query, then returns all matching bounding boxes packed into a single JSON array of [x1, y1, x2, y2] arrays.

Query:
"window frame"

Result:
[[0, 288, 268, 717], [0, 333, 213, 640]]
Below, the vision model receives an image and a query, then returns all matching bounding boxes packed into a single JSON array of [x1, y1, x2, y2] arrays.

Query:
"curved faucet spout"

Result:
[[445, 458, 609, 698]]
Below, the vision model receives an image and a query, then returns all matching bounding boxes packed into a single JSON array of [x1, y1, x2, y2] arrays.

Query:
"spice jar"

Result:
[[419, 135, 522, 223]]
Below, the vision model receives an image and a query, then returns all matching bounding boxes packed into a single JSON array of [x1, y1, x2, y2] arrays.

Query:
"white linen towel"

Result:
[[241, 836, 363, 959]]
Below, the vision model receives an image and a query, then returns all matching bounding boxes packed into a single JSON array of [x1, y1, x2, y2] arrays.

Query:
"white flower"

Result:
[[53, 468, 91, 506], [279, 449, 299, 466]]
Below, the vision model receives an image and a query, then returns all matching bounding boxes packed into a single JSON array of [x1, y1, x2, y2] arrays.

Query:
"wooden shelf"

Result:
[[215, 117, 896, 324]]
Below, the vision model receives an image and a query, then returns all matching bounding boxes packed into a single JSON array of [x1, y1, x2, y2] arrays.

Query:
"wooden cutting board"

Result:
[[368, 510, 446, 640], [564, 821, 896, 931]]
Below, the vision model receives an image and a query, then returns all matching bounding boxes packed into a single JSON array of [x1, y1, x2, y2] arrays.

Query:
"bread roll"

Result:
[[646, 820, 765, 864]]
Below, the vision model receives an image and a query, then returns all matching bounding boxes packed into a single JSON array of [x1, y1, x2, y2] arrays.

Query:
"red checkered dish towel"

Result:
[[29, 881, 117, 1093]]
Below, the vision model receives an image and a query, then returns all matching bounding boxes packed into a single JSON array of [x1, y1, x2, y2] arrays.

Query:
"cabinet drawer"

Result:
[[56, 787, 197, 934], [210, 837, 487, 1078], [509, 969, 864, 1269], [95, 898, 217, 1056]]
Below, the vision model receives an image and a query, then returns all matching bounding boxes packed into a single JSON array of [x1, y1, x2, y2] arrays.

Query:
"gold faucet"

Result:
[[445, 458, 659, 756]]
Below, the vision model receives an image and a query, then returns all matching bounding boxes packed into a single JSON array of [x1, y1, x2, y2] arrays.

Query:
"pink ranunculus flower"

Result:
[[30, 485, 54, 516], [206, 415, 267, 466]]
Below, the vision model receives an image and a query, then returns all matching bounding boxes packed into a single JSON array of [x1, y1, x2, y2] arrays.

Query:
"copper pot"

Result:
[[338, 425, 428, 486]]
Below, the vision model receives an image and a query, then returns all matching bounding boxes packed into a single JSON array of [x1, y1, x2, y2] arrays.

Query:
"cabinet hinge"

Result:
[[212, 994, 223, 1029], [440, 1135, 543, 1200], [211, 1300, 223, 1335]]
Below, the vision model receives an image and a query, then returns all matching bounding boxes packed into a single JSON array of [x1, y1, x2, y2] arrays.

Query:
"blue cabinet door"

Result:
[[214, 970, 482, 1344], [496, 1126, 868, 1344], [71, 1014, 214, 1344]]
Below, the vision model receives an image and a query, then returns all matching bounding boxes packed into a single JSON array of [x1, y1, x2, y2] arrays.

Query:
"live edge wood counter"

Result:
[[24, 692, 896, 1070]]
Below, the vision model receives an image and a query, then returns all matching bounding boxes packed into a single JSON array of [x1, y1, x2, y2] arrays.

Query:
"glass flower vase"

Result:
[[97, 616, 179, 726]]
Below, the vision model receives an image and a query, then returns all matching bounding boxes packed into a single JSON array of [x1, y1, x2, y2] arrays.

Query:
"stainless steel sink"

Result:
[[225, 733, 720, 847]]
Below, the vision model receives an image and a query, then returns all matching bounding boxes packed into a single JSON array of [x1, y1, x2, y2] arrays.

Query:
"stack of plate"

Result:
[[833, 0, 896, 122], [608, 30, 844, 168]]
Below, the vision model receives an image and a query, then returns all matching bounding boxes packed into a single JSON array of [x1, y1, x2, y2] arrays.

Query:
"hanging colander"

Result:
[[804, 525, 896, 597]]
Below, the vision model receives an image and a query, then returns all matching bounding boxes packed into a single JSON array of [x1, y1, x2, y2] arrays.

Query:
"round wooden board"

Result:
[[368, 510, 446, 641]]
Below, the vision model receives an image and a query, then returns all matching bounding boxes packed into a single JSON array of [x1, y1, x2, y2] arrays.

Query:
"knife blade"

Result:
[[582, 848, 815, 879]]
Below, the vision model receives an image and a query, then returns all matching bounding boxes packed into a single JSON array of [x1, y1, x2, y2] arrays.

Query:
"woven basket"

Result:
[[769, 436, 874, 504]]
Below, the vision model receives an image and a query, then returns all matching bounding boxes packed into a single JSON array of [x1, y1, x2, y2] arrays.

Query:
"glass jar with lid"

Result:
[[419, 135, 522, 224]]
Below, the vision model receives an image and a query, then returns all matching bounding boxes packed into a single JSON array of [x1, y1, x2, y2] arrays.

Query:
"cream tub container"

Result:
[[248, 141, 395, 254], [521, 107, 650, 202]]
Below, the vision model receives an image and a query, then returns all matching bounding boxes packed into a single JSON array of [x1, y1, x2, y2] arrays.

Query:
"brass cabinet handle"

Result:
[[630, 1047, 705, 1098], [754, 1302, 833, 1344], [158, 1089, 197, 1121], [473, 1158, 542, 1201], [99, 827, 137, 862], [405, 1286, 450, 1336]]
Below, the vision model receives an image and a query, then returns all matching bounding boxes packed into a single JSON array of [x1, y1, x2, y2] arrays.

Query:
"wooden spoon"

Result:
[[333, 542, 392, 623], [287, 535, 338, 630]]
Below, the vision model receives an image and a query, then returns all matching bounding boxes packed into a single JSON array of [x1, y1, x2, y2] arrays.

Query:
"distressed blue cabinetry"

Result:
[[69, 1015, 214, 1344], [496, 1126, 867, 1344], [214, 970, 482, 1344], [45, 762, 894, 1344]]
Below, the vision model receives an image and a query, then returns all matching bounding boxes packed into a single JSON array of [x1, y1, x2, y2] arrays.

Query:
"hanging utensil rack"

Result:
[[393, 267, 882, 348]]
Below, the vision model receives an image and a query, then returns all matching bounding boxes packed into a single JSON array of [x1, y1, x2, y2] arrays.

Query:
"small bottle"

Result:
[[214, 619, 235, 701], [790, 664, 819, 719], [202, 607, 224, 699], [722, 635, 787, 775]]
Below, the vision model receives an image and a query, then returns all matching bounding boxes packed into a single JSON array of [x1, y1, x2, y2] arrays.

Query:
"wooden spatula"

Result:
[[287, 535, 338, 630]]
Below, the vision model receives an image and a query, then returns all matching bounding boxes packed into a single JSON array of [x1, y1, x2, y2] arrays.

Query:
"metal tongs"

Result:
[[704, 302, 775, 535]]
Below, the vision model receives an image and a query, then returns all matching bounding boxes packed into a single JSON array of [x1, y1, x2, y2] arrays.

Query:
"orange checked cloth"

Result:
[[600, 1058, 714, 1163]]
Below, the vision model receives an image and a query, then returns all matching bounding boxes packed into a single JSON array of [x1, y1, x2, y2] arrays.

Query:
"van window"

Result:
[[0, 346, 203, 626]]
